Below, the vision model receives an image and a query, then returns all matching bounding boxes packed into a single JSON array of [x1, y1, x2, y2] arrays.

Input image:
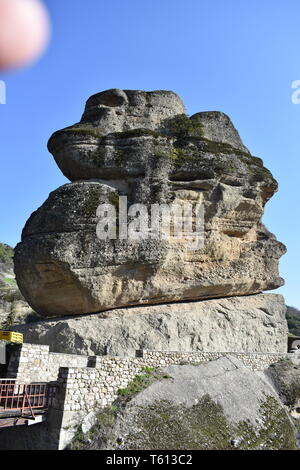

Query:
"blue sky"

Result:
[[0, 0, 299, 307]]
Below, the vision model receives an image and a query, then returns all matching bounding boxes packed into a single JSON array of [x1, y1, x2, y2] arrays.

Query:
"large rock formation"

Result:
[[14, 89, 286, 317], [13, 294, 288, 355]]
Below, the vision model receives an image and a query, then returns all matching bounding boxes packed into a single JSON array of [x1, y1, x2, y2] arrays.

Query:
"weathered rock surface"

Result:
[[267, 359, 300, 416], [12, 294, 288, 355], [71, 356, 299, 450], [48, 89, 185, 181], [14, 89, 286, 317]]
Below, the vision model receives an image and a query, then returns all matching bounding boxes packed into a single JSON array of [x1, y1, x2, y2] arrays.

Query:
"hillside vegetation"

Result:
[[286, 306, 300, 337], [0, 243, 14, 266], [0, 243, 39, 327]]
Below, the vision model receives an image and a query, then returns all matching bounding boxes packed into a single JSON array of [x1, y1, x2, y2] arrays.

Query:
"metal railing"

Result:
[[0, 379, 51, 418]]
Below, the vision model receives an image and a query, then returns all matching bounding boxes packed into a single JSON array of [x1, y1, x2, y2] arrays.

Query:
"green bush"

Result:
[[0, 244, 14, 265]]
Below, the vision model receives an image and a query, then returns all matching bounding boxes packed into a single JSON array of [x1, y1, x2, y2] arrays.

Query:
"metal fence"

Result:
[[0, 379, 52, 417]]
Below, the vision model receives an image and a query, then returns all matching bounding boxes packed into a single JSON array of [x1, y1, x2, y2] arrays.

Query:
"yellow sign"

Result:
[[0, 331, 23, 344]]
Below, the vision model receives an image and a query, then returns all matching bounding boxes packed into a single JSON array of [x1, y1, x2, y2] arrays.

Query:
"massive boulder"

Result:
[[14, 89, 286, 317], [12, 294, 288, 355]]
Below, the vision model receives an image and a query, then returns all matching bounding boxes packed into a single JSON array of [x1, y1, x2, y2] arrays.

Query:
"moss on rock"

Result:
[[165, 114, 204, 138], [56, 126, 104, 138], [111, 128, 165, 139], [68, 392, 298, 451], [120, 394, 298, 451], [83, 189, 101, 218]]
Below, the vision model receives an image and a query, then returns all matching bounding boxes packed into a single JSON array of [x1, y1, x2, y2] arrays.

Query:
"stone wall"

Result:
[[7, 343, 90, 383], [136, 350, 288, 372], [48, 350, 288, 415], [5, 343, 290, 415], [7, 344, 288, 385], [6, 343, 288, 423], [53, 359, 144, 411]]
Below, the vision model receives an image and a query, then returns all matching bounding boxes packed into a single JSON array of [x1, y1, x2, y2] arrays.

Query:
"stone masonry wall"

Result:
[[7, 344, 288, 386], [7, 343, 90, 383], [51, 350, 288, 415], [137, 350, 288, 371]]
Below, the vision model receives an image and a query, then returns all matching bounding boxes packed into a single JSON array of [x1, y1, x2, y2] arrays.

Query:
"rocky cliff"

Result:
[[14, 89, 286, 318]]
